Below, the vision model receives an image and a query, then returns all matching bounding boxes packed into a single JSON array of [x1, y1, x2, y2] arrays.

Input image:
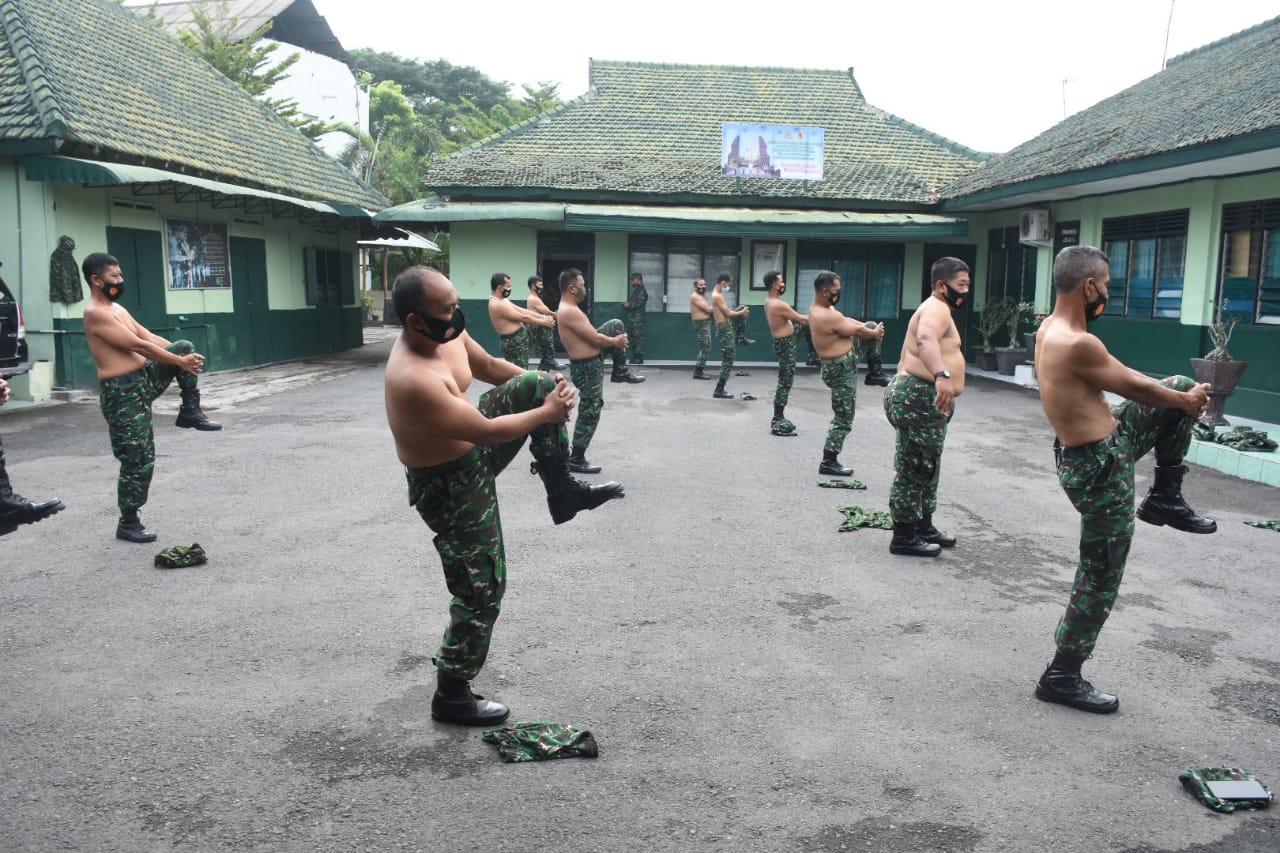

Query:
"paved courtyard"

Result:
[[2, 331, 1277, 852]]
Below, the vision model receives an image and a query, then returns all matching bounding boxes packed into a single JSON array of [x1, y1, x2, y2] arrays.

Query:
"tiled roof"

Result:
[[0, 0, 385, 210], [421, 61, 985, 206], [942, 16, 1280, 201]]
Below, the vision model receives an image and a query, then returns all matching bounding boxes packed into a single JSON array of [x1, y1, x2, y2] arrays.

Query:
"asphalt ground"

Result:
[[1, 331, 1278, 852]]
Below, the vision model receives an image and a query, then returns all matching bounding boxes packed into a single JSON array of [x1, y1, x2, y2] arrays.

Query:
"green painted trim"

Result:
[[941, 128, 1280, 209], [375, 200, 566, 223], [564, 212, 968, 239], [0, 139, 58, 154], [426, 185, 936, 213]]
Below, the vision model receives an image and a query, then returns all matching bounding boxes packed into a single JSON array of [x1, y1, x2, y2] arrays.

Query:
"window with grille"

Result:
[[1219, 199, 1280, 325], [627, 236, 742, 313], [795, 242, 902, 319], [1101, 210, 1188, 319]]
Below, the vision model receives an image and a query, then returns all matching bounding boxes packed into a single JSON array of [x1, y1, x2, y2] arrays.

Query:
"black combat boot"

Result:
[[431, 670, 510, 726], [567, 452, 601, 474], [629, 356, 644, 365], [1034, 651, 1119, 714], [713, 382, 733, 399], [692, 367, 712, 380], [805, 349, 821, 367], [532, 456, 625, 524], [818, 451, 853, 477], [864, 356, 890, 387], [116, 512, 157, 543], [736, 332, 756, 346], [0, 466, 64, 536], [889, 522, 941, 557], [1136, 464, 1217, 533], [175, 388, 222, 431], [610, 365, 646, 384], [916, 513, 956, 548], [538, 355, 565, 371]]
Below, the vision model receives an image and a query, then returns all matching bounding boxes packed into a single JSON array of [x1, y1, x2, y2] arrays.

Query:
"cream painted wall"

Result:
[[0, 163, 56, 362], [450, 222, 538, 299], [594, 232, 629, 301]]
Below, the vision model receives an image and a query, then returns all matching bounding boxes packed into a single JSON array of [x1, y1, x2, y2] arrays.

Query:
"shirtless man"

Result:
[[385, 266, 622, 726], [526, 275, 564, 371], [1034, 245, 1215, 715], [711, 274, 749, 399], [488, 272, 553, 370], [556, 268, 643, 474], [808, 271, 884, 477], [0, 375, 64, 535], [762, 271, 807, 436], [81, 252, 220, 543], [689, 279, 713, 380], [883, 257, 970, 558]]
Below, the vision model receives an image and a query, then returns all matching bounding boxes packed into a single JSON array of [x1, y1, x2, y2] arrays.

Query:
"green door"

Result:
[[230, 236, 271, 366], [106, 227, 166, 330]]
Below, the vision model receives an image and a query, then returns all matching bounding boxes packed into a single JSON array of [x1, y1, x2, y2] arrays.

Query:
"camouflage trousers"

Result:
[[692, 318, 712, 369], [820, 350, 858, 454], [716, 321, 736, 384], [528, 322, 556, 362], [624, 309, 646, 360], [406, 371, 568, 682], [568, 319, 626, 455], [858, 334, 882, 362], [0, 433, 8, 488], [99, 341, 199, 514], [1052, 375, 1197, 657], [772, 334, 797, 408], [733, 314, 749, 340], [499, 327, 530, 370], [884, 374, 952, 524]]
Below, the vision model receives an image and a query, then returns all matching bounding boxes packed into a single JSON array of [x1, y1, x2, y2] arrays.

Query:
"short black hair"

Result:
[[716, 273, 732, 284], [930, 257, 970, 286], [558, 268, 582, 290], [527, 275, 542, 288], [814, 270, 840, 291], [82, 252, 119, 283], [630, 272, 643, 282], [393, 266, 436, 325], [1053, 246, 1109, 294], [490, 272, 510, 291], [763, 270, 782, 289]]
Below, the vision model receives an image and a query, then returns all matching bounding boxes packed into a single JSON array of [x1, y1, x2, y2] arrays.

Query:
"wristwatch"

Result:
[[934, 370, 952, 380]]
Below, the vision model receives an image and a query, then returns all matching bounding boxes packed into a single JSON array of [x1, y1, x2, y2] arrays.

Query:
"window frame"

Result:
[[1218, 199, 1280, 326], [1100, 210, 1189, 320], [626, 235, 742, 313]]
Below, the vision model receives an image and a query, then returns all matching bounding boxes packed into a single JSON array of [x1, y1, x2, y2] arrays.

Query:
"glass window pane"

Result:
[[1128, 238, 1156, 318], [867, 247, 901, 318], [833, 259, 866, 317], [1260, 227, 1280, 324], [704, 252, 740, 307], [1103, 241, 1127, 316], [796, 267, 825, 312], [1154, 235, 1184, 319], [629, 252, 665, 312], [666, 253, 702, 314]]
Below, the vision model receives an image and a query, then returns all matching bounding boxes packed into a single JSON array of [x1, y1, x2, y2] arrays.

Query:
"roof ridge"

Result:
[[1165, 14, 1280, 67], [589, 58, 861, 78], [865, 105, 993, 162], [0, 0, 68, 137]]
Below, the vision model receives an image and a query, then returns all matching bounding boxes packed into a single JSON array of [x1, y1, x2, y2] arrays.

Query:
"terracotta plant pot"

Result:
[[1190, 357, 1249, 427], [995, 347, 1027, 375]]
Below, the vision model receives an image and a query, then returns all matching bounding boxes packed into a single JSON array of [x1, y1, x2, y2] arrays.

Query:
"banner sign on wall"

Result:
[[165, 219, 231, 289], [721, 124, 825, 181]]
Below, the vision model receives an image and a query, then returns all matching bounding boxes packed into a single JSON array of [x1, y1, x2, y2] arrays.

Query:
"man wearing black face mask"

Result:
[[526, 275, 563, 371], [762, 270, 807, 435], [488, 273, 553, 370], [883, 256, 970, 558], [689, 279, 713, 379], [1034, 245, 1215, 715], [808, 271, 884, 476], [386, 266, 624, 726], [81, 252, 220, 543]]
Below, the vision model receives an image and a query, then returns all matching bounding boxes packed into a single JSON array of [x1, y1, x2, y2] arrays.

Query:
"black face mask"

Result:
[[777, 285, 786, 296], [533, 285, 543, 294], [99, 280, 124, 301], [696, 286, 706, 294], [942, 283, 966, 310], [1084, 285, 1107, 323], [827, 289, 841, 306], [415, 306, 466, 343], [500, 287, 512, 298]]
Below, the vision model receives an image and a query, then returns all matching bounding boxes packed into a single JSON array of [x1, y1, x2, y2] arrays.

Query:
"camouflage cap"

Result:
[[155, 543, 208, 569]]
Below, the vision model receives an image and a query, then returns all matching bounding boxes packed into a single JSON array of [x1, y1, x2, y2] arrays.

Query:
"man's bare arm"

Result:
[[87, 311, 199, 372], [495, 300, 554, 327], [1073, 336, 1207, 417], [410, 372, 572, 446], [778, 305, 807, 324], [832, 314, 884, 340], [465, 333, 527, 386], [915, 309, 950, 376], [560, 307, 624, 348]]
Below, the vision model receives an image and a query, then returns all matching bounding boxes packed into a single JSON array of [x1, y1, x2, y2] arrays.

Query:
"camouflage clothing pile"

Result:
[[739, 392, 757, 401], [837, 505, 893, 531], [771, 418, 797, 437], [1178, 767, 1272, 812], [1193, 424, 1278, 452], [819, 480, 867, 490], [1244, 520, 1280, 532], [482, 722, 599, 763], [154, 543, 208, 569]]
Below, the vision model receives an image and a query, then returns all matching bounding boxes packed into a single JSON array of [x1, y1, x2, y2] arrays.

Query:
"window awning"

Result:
[[374, 199, 967, 238], [25, 155, 370, 219]]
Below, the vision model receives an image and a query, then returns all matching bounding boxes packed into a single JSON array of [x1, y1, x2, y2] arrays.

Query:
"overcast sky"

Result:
[[313, 0, 1278, 153]]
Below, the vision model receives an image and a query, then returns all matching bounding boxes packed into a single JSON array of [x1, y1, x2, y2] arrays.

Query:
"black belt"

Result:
[[1056, 432, 1119, 460], [100, 365, 148, 386]]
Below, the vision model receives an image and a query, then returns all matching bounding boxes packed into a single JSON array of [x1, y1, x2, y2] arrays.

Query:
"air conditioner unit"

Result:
[[1019, 209, 1052, 245]]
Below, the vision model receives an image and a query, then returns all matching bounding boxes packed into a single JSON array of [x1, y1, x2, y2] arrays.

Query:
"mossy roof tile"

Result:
[[423, 61, 985, 205], [0, 0, 385, 209]]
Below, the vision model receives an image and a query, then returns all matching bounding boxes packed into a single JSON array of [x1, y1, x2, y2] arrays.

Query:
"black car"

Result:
[[0, 265, 30, 377]]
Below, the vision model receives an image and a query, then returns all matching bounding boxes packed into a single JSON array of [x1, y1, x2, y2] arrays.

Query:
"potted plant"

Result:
[[995, 301, 1035, 375], [1190, 298, 1248, 426], [972, 297, 1012, 371]]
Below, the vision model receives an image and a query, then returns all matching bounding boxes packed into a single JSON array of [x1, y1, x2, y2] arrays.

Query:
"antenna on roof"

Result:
[[1061, 78, 1075, 118], [1161, 0, 1176, 68]]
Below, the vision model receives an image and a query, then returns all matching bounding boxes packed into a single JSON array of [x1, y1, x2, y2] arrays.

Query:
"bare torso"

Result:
[[527, 293, 552, 317], [84, 302, 150, 380], [690, 293, 712, 320], [808, 303, 854, 361], [556, 301, 601, 360], [898, 297, 967, 395], [384, 333, 477, 467], [764, 296, 802, 338], [1036, 315, 1118, 446], [488, 296, 525, 336]]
